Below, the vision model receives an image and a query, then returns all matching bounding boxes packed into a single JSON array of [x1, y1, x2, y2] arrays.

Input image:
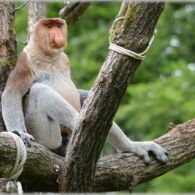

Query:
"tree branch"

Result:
[[95, 119, 195, 191], [0, 2, 16, 143], [14, 1, 28, 13], [59, 2, 165, 192], [0, 118, 194, 192], [59, 2, 90, 25], [27, 2, 47, 40], [0, 2, 16, 91]]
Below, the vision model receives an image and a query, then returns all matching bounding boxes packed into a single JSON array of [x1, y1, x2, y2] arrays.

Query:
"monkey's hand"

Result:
[[13, 130, 35, 147], [123, 141, 168, 165]]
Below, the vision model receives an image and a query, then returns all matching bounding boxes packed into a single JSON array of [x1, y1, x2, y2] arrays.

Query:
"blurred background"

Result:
[[15, 2, 195, 192]]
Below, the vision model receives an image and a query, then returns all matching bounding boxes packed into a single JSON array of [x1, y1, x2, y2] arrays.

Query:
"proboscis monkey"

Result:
[[1, 18, 168, 164]]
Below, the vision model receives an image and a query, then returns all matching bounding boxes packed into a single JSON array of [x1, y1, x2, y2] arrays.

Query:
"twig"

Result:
[[14, 2, 29, 13], [59, 2, 79, 17], [59, 2, 90, 25], [17, 40, 27, 46]]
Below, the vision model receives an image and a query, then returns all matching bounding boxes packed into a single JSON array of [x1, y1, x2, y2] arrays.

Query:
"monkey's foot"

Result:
[[123, 141, 168, 165], [13, 130, 35, 147]]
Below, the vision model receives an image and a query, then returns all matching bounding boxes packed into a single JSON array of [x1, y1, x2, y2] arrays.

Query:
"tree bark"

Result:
[[0, 2, 16, 133], [27, 2, 47, 40], [0, 2, 16, 91], [0, 3, 16, 191], [0, 118, 194, 192], [59, 2, 165, 192]]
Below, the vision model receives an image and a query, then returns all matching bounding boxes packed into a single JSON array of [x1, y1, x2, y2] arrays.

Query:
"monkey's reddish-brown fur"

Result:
[[5, 52, 33, 95]]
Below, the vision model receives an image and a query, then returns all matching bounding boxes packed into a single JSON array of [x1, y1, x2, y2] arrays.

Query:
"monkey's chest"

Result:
[[51, 77, 81, 111], [33, 73, 81, 111]]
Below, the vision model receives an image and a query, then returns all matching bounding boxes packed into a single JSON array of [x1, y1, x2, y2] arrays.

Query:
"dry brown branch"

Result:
[[27, 2, 47, 40], [59, 2, 90, 25], [59, 2, 165, 192], [0, 119, 194, 192], [14, 1, 28, 13]]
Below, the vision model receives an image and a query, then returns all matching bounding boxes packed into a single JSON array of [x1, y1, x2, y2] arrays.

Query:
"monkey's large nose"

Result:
[[54, 35, 66, 48]]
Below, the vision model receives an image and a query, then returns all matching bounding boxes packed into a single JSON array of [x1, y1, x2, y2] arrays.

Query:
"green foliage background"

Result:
[[15, 2, 195, 192]]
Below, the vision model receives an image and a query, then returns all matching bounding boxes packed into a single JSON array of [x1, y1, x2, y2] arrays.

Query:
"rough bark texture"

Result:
[[27, 2, 47, 39], [59, 2, 165, 192], [0, 2, 16, 133], [0, 119, 194, 192], [59, 2, 90, 25], [0, 3, 16, 191]]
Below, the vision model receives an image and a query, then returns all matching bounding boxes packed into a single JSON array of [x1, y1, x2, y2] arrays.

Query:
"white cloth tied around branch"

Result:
[[109, 29, 157, 60], [0, 132, 27, 194]]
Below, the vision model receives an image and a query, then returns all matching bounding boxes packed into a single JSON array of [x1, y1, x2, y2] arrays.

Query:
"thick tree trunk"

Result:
[[0, 2, 16, 91], [27, 2, 47, 39], [0, 118, 194, 192], [59, 2, 165, 192], [0, 2, 16, 132], [0, 3, 16, 191]]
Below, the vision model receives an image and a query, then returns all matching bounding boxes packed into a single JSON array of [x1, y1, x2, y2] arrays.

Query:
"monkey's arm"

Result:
[[78, 89, 89, 106], [1, 52, 34, 145]]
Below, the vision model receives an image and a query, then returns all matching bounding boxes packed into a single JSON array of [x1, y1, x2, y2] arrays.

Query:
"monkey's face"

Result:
[[33, 18, 67, 57]]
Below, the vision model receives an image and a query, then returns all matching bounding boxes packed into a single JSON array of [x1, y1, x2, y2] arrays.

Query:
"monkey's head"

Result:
[[31, 18, 67, 57]]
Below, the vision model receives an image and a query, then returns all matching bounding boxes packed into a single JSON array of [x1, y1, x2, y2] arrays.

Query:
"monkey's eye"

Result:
[[47, 24, 53, 28]]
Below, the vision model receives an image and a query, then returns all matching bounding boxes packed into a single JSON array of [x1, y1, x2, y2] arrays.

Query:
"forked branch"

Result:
[[0, 119, 194, 192]]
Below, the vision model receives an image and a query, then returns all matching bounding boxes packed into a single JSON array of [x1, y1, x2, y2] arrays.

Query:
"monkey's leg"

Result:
[[25, 83, 78, 150], [79, 90, 168, 164], [107, 122, 168, 164]]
